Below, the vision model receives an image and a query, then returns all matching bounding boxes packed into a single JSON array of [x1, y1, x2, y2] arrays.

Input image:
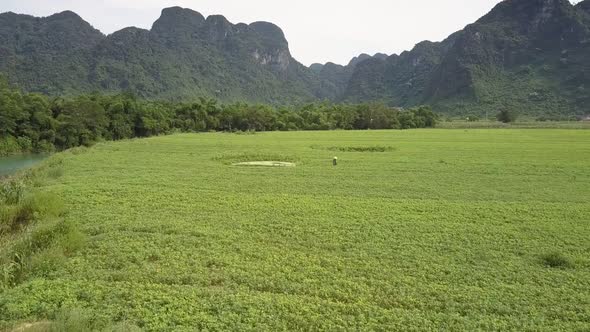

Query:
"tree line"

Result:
[[0, 80, 437, 155]]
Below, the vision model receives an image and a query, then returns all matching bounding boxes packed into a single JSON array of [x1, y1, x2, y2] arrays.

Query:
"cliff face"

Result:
[[0, 7, 317, 103], [342, 0, 590, 115]]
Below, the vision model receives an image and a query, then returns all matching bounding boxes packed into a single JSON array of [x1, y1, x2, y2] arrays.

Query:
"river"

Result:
[[0, 154, 49, 177]]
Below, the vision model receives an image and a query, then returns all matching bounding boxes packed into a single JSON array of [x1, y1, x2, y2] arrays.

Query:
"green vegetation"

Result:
[[541, 251, 573, 269], [3, 1, 590, 116], [0, 81, 437, 156], [496, 109, 519, 123], [436, 120, 590, 129], [1, 129, 588, 330], [1, 151, 84, 293], [340, 0, 590, 116], [0, 8, 318, 104]]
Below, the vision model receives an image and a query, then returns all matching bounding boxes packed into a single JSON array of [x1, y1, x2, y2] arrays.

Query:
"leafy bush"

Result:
[[0, 190, 64, 235], [0, 137, 21, 156], [16, 136, 33, 152], [35, 140, 56, 153], [497, 109, 518, 123], [541, 251, 573, 268], [1, 218, 81, 288]]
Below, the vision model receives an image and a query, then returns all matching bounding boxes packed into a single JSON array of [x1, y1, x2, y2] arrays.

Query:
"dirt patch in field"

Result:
[[214, 153, 298, 165], [233, 161, 295, 167], [11, 321, 52, 332]]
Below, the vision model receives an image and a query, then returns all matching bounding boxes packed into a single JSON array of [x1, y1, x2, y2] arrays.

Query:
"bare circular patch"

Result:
[[232, 161, 295, 167]]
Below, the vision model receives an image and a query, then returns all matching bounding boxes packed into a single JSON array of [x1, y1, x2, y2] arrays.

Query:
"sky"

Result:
[[0, 0, 580, 66]]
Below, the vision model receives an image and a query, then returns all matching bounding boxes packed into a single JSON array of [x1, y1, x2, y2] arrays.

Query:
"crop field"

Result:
[[1, 129, 590, 331]]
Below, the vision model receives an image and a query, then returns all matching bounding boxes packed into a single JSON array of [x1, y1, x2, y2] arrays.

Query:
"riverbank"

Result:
[[1, 150, 84, 309]]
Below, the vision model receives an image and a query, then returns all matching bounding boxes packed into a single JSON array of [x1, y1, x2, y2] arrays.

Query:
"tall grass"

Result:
[[0, 154, 85, 290]]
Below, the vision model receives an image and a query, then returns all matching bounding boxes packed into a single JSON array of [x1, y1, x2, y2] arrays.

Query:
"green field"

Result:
[[1, 130, 590, 331]]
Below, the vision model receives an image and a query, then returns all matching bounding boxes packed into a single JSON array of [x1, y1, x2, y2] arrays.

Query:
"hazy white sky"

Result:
[[0, 0, 580, 66]]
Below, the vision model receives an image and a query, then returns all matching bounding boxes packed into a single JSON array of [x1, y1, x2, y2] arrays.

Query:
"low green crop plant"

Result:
[[1, 130, 589, 331], [313, 145, 395, 152]]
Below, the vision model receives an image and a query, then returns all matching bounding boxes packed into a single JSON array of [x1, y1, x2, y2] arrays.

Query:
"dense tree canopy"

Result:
[[0, 80, 437, 155]]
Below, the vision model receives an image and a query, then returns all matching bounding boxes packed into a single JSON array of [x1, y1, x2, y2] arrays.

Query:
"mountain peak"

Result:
[[478, 0, 574, 25], [577, 0, 590, 13], [347, 53, 389, 67], [49, 10, 82, 20], [309, 63, 324, 73], [152, 6, 205, 33], [203, 15, 234, 41], [373, 53, 389, 60], [348, 54, 372, 67], [160, 6, 205, 20], [206, 14, 230, 24], [250, 21, 288, 47]]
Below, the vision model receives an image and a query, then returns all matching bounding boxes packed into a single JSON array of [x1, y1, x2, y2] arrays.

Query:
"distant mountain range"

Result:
[[1, 0, 590, 115]]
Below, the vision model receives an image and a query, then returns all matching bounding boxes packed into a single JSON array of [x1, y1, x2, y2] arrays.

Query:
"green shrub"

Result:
[[59, 225, 86, 255], [541, 251, 573, 268], [11, 197, 38, 231], [16, 136, 33, 152], [50, 308, 99, 332], [1, 218, 82, 287], [35, 140, 56, 153], [0, 136, 22, 156], [46, 167, 64, 179], [29, 246, 67, 278], [497, 109, 518, 123], [0, 191, 64, 235], [69, 146, 88, 155], [30, 192, 64, 218], [0, 179, 26, 204]]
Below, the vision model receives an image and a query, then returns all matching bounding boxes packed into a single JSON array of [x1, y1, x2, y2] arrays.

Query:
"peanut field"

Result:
[[1, 129, 589, 331]]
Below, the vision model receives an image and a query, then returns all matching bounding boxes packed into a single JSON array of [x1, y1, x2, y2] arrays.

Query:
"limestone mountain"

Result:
[[343, 0, 590, 116], [579, 0, 590, 13], [0, 7, 317, 103], [0, 11, 103, 94], [1, 1, 590, 115], [310, 53, 389, 100]]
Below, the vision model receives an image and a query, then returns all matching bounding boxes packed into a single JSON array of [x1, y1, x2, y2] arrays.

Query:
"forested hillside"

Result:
[[0, 7, 318, 103], [1, 1, 590, 116], [342, 0, 590, 116]]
